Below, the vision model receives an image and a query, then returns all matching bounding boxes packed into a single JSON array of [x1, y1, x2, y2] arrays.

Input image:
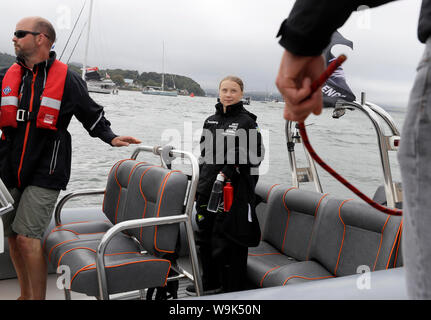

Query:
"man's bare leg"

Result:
[[8, 235, 32, 299], [15, 235, 47, 300]]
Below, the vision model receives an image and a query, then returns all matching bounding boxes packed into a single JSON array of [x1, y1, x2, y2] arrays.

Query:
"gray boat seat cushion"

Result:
[[103, 159, 151, 225], [260, 260, 334, 287], [247, 241, 297, 287], [120, 165, 188, 255], [254, 182, 281, 232], [44, 219, 113, 264], [44, 159, 189, 296], [308, 197, 403, 277], [247, 187, 329, 287], [44, 160, 149, 262], [247, 188, 402, 289], [56, 232, 171, 296]]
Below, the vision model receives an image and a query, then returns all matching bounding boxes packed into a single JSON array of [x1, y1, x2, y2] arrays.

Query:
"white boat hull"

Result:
[[142, 90, 178, 97]]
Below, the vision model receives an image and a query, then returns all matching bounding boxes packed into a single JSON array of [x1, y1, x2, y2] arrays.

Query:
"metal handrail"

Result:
[[0, 178, 14, 254], [285, 121, 323, 192], [96, 214, 190, 299], [0, 178, 14, 216], [333, 98, 401, 208], [54, 189, 105, 226], [285, 93, 401, 208]]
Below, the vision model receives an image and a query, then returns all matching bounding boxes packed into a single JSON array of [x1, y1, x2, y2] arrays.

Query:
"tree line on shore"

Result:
[[0, 52, 205, 96]]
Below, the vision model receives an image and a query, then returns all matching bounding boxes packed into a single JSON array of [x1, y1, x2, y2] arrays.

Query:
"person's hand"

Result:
[[111, 136, 142, 147], [276, 50, 325, 122]]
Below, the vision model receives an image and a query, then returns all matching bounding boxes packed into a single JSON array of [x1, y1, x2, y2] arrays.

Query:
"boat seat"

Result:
[[247, 186, 403, 288], [254, 182, 281, 234], [307, 197, 402, 278], [44, 159, 189, 298], [247, 187, 329, 287], [43, 159, 149, 263]]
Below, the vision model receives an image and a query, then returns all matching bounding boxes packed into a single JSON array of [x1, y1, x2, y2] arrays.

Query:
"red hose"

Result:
[[297, 55, 402, 216]]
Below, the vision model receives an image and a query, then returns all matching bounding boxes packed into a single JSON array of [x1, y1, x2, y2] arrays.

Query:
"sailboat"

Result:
[[80, 0, 117, 95], [142, 42, 178, 97]]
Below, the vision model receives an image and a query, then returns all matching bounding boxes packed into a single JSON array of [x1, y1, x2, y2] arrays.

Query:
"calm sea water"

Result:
[[62, 90, 406, 207]]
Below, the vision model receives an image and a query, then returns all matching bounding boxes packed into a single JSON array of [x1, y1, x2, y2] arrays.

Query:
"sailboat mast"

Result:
[[82, 0, 94, 80], [161, 41, 165, 91]]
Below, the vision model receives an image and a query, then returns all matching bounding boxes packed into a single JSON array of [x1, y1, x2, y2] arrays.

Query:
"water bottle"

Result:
[[223, 182, 234, 212], [207, 173, 225, 213]]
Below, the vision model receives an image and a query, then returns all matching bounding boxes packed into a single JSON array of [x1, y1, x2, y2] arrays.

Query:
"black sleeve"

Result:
[[66, 70, 117, 145], [277, 0, 397, 56]]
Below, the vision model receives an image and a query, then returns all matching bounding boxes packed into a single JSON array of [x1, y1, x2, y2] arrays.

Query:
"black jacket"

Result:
[[0, 52, 117, 190], [197, 101, 265, 247], [197, 101, 264, 197], [277, 0, 431, 56]]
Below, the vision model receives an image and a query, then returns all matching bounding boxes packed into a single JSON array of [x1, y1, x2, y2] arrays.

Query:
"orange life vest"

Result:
[[0, 60, 68, 130]]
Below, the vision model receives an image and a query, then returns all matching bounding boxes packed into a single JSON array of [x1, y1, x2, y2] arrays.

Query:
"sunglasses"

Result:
[[14, 30, 50, 40]]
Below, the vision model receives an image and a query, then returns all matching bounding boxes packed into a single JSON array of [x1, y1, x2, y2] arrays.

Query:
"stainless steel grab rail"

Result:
[[54, 189, 105, 226], [333, 96, 401, 208], [0, 178, 14, 217], [285, 94, 402, 208], [285, 121, 323, 192]]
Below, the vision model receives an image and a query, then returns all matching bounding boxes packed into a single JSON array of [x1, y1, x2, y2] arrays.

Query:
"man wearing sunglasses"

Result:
[[0, 16, 141, 300]]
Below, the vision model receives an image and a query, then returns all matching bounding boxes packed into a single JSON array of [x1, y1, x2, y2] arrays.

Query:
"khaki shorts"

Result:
[[2, 186, 60, 240]]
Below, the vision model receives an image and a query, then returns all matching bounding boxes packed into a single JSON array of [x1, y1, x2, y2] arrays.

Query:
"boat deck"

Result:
[[0, 274, 194, 300]]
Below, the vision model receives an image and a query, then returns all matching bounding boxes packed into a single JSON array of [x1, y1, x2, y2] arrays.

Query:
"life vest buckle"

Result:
[[16, 109, 28, 122]]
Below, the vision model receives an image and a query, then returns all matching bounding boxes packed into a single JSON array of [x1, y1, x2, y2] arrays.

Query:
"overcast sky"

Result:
[[0, 0, 424, 107]]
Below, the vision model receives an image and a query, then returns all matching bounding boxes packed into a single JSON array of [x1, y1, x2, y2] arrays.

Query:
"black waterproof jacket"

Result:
[[0, 52, 117, 190], [197, 101, 264, 197], [197, 101, 265, 247], [277, 0, 431, 56]]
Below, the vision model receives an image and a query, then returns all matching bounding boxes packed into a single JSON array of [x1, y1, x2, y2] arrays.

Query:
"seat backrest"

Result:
[[308, 197, 403, 276], [121, 164, 189, 256], [254, 182, 281, 233], [262, 186, 329, 261], [102, 160, 149, 225]]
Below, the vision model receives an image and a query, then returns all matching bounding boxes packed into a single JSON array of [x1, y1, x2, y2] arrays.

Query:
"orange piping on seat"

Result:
[[137, 166, 159, 241], [389, 219, 403, 269], [113, 160, 130, 224], [393, 220, 403, 267], [373, 215, 390, 271], [43, 220, 107, 249], [260, 266, 281, 287], [282, 275, 334, 286], [154, 170, 181, 254], [334, 199, 354, 276], [266, 184, 280, 202], [103, 160, 126, 212], [305, 193, 329, 260], [58, 246, 142, 267], [281, 187, 297, 252], [58, 247, 96, 268], [48, 239, 78, 262], [70, 263, 95, 288], [44, 227, 107, 252], [70, 259, 172, 288], [127, 161, 151, 185]]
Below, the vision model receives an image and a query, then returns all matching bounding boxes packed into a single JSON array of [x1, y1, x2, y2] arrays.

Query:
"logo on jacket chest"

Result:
[[223, 122, 239, 136], [2, 86, 12, 95]]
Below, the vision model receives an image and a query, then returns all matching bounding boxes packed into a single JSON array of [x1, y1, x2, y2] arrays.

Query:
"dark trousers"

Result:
[[195, 198, 248, 293]]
